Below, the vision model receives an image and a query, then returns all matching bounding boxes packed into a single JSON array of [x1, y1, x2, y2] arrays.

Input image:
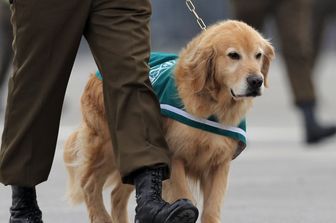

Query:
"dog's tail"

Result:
[[63, 131, 85, 205]]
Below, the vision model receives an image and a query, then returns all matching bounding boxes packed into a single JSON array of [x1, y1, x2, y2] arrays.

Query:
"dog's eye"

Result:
[[256, 53, 263, 60], [228, 52, 241, 60]]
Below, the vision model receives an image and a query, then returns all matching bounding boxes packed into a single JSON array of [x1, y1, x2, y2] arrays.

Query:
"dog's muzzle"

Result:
[[246, 75, 263, 97], [247, 75, 263, 90]]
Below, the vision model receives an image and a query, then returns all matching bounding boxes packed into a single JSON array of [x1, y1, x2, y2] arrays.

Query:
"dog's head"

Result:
[[182, 20, 275, 102]]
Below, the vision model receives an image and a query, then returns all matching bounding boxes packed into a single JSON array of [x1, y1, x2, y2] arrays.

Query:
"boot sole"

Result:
[[307, 128, 336, 144], [164, 206, 199, 223]]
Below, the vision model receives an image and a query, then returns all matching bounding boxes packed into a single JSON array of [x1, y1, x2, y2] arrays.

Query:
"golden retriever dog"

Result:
[[64, 20, 274, 223]]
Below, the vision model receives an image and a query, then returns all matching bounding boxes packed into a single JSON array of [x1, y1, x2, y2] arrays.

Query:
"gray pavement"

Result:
[[0, 44, 335, 222]]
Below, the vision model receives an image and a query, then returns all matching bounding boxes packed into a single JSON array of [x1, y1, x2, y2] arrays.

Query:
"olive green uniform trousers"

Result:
[[231, 0, 316, 106], [312, 0, 336, 62], [0, 0, 170, 186], [0, 0, 13, 97]]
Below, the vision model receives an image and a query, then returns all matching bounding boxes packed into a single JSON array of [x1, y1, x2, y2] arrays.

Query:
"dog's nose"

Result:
[[247, 75, 263, 89]]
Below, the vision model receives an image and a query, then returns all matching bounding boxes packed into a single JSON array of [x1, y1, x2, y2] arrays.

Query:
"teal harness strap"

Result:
[[96, 52, 247, 159], [96, 71, 103, 80]]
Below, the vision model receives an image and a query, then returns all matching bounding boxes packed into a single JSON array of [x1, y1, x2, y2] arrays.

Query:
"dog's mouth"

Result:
[[230, 89, 261, 99]]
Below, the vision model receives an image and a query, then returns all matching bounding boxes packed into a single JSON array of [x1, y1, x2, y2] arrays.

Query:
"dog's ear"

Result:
[[261, 41, 275, 88], [185, 45, 218, 93]]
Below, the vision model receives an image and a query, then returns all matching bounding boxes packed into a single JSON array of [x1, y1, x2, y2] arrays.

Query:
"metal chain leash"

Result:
[[185, 0, 207, 31]]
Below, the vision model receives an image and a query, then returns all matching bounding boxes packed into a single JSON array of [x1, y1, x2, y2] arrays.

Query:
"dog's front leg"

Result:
[[201, 162, 231, 223], [163, 158, 195, 204]]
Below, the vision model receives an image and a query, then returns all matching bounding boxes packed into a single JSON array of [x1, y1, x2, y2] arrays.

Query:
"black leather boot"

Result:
[[10, 186, 43, 223], [299, 103, 336, 144], [134, 167, 198, 223], [306, 125, 336, 144]]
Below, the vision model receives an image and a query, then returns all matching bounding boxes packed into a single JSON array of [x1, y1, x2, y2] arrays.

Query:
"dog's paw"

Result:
[[90, 215, 113, 223], [201, 214, 221, 223]]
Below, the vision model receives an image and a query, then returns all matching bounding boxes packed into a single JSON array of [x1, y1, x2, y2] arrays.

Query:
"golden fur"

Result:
[[64, 20, 275, 223]]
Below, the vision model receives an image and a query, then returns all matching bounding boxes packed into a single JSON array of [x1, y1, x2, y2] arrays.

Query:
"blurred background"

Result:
[[0, 0, 336, 222]]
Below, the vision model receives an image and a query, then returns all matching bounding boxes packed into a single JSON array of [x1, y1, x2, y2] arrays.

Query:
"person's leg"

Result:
[[312, 0, 328, 64], [0, 0, 91, 221], [84, 0, 198, 222], [230, 0, 270, 31], [84, 0, 170, 180], [312, 0, 336, 65], [0, 1, 13, 109], [275, 0, 336, 143]]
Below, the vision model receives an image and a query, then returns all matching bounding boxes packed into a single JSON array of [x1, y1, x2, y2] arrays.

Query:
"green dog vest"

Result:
[[96, 52, 247, 159]]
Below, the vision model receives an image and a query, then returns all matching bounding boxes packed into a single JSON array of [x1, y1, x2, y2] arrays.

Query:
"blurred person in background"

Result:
[[0, 0, 13, 112], [312, 0, 336, 63], [230, 0, 336, 144]]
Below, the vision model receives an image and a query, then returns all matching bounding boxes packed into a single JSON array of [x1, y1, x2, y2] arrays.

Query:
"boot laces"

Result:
[[150, 170, 164, 202]]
